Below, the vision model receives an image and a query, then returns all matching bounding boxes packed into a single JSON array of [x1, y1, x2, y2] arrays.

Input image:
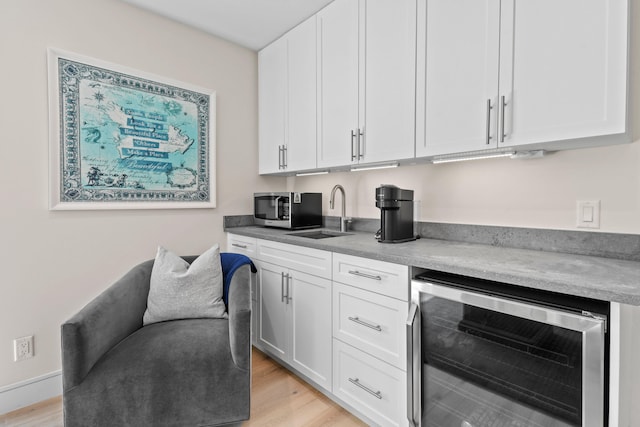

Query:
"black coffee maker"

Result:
[[375, 185, 416, 243]]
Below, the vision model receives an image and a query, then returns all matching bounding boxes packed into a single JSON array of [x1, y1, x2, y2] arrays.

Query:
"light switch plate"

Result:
[[576, 200, 600, 229]]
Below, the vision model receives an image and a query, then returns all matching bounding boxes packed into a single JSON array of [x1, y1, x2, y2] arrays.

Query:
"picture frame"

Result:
[[47, 48, 216, 210]]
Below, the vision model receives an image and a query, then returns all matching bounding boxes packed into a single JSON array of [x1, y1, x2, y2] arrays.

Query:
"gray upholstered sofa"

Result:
[[61, 255, 252, 427]]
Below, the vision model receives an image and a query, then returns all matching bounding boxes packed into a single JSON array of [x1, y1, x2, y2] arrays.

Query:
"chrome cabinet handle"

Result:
[[278, 145, 283, 169], [348, 270, 382, 281], [348, 378, 382, 400], [485, 99, 493, 145], [348, 316, 382, 332], [357, 128, 364, 159], [351, 130, 357, 161], [231, 243, 247, 249], [281, 272, 286, 302], [500, 95, 507, 143], [282, 146, 288, 168], [285, 273, 291, 304]]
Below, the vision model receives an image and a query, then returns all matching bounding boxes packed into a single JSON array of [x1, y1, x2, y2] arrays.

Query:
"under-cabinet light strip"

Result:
[[350, 162, 399, 172], [431, 152, 515, 164], [295, 171, 329, 176]]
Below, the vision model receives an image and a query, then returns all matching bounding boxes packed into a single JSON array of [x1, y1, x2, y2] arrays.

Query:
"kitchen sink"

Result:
[[287, 230, 352, 239]]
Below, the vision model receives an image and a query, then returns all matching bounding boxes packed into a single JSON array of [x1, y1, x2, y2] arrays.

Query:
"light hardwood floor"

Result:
[[0, 348, 366, 427]]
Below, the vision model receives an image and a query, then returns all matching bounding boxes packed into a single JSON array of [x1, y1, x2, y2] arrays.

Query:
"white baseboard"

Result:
[[0, 370, 62, 415]]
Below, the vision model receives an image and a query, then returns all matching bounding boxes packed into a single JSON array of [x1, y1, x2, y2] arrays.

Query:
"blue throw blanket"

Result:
[[220, 252, 257, 306]]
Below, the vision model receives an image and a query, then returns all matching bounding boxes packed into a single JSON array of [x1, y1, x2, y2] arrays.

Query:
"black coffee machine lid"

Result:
[[376, 184, 414, 201]]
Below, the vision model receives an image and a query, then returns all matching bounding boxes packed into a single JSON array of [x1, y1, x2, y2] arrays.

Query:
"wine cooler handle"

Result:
[[406, 303, 420, 427]]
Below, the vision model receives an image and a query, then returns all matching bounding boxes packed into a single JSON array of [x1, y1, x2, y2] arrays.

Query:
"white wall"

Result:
[[0, 0, 283, 390], [288, 141, 640, 234]]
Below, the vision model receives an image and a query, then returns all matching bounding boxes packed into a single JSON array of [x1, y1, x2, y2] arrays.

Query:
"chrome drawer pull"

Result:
[[348, 270, 382, 281], [231, 243, 248, 249], [348, 377, 382, 400], [348, 316, 382, 332]]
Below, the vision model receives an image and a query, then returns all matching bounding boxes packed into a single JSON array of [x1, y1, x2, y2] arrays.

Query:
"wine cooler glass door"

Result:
[[408, 279, 606, 427]]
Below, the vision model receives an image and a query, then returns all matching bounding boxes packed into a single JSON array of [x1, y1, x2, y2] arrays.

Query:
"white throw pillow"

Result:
[[143, 244, 227, 326]]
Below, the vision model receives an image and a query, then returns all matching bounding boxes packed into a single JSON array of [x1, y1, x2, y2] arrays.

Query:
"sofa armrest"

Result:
[[61, 259, 154, 390], [227, 264, 252, 371]]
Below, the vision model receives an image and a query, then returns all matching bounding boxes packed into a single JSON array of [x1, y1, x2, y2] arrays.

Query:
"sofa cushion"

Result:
[[63, 319, 250, 426], [143, 245, 226, 325]]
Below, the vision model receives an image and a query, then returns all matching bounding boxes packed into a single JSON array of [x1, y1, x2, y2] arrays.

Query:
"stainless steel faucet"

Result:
[[330, 184, 350, 232]]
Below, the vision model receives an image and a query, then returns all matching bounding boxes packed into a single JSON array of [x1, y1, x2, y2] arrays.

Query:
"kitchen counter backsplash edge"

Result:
[[224, 215, 640, 262]]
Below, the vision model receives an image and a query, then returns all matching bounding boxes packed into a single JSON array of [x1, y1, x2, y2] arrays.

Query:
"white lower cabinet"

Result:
[[333, 339, 407, 427], [332, 252, 410, 426], [256, 261, 288, 358], [228, 234, 410, 425], [257, 260, 332, 391], [254, 239, 333, 392], [290, 268, 332, 390]]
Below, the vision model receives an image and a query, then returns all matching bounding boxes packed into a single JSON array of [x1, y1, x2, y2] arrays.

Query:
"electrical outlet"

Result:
[[14, 336, 34, 362]]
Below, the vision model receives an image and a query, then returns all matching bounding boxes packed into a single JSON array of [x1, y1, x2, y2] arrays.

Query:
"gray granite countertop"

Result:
[[225, 225, 640, 306]]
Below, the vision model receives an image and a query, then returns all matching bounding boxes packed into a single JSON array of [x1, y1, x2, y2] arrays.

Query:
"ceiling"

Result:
[[121, 0, 335, 51]]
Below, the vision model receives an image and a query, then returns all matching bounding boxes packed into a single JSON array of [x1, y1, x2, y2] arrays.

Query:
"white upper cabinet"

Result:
[[258, 36, 287, 174], [287, 18, 318, 172], [316, 0, 360, 168], [499, 0, 628, 147], [362, 0, 417, 164], [417, 0, 500, 156], [317, 0, 416, 168], [416, 0, 629, 157], [258, 16, 317, 174]]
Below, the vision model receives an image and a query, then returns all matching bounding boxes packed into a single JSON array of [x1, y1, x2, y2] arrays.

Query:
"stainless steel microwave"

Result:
[[254, 192, 322, 229]]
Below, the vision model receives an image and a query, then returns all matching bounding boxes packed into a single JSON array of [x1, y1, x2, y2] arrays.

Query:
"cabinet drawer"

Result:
[[227, 234, 257, 258], [333, 283, 407, 370], [227, 234, 258, 298], [257, 239, 331, 279], [333, 339, 407, 427], [333, 253, 408, 300]]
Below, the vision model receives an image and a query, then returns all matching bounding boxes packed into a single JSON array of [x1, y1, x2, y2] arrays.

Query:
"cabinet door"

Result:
[[361, 0, 416, 163], [290, 270, 332, 391], [416, 0, 501, 156], [317, 0, 360, 168], [257, 262, 288, 359], [258, 37, 287, 174], [498, 0, 628, 147], [287, 16, 317, 171]]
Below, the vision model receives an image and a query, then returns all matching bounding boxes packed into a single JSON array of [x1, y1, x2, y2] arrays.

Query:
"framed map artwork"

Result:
[[47, 48, 216, 210]]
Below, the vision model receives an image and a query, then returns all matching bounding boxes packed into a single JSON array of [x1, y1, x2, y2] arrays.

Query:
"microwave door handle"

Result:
[[406, 303, 420, 427], [272, 196, 281, 219]]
